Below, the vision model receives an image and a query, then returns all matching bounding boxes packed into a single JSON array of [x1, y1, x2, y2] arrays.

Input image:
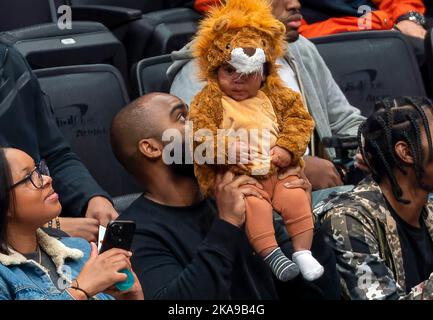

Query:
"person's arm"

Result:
[[374, 0, 425, 22], [189, 82, 238, 195], [299, 16, 387, 38], [132, 219, 245, 300], [299, 0, 426, 38], [0, 278, 11, 300], [376, 0, 427, 39], [322, 209, 433, 300], [170, 59, 206, 107], [34, 85, 112, 217], [263, 82, 315, 165]]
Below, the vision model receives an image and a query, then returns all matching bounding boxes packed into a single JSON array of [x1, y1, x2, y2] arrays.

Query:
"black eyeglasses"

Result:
[[9, 160, 50, 190]]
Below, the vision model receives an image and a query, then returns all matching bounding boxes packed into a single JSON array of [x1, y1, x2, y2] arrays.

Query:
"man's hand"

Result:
[[85, 196, 119, 227], [396, 20, 427, 39], [270, 146, 292, 168], [280, 166, 312, 207], [214, 171, 264, 228], [59, 217, 100, 242], [354, 152, 370, 172], [304, 156, 343, 190]]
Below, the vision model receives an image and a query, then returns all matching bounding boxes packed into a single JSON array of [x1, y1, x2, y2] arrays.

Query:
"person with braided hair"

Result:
[[315, 96, 433, 300]]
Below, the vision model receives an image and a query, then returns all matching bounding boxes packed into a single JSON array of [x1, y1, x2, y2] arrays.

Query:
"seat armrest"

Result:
[[72, 5, 142, 29]]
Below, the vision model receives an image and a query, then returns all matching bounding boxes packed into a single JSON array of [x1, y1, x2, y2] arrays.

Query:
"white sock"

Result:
[[292, 250, 324, 281]]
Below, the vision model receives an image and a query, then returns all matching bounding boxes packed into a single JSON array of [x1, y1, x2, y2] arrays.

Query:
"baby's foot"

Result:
[[292, 250, 324, 281], [264, 247, 299, 282]]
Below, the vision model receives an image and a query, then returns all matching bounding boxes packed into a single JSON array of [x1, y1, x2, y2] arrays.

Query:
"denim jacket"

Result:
[[0, 229, 113, 300]]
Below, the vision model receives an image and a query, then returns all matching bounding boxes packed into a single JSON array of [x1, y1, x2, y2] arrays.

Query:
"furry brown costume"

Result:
[[189, 0, 315, 196]]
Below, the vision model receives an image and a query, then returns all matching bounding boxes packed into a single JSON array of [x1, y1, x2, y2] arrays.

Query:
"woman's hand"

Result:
[[74, 243, 133, 297], [104, 270, 144, 300]]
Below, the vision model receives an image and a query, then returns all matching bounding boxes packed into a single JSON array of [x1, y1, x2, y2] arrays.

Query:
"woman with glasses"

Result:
[[0, 147, 144, 300]]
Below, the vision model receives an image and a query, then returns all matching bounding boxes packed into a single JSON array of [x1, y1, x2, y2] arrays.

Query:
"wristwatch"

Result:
[[395, 11, 427, 28]]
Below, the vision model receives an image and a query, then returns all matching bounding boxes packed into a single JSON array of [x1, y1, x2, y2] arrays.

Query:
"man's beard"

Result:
[[169, 162, 195, 178], [167, 141, 196, 178], [285, 29, 300, 43]]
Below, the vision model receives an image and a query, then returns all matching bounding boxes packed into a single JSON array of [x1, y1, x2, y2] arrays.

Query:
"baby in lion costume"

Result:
[[189, 0, 324, 281]]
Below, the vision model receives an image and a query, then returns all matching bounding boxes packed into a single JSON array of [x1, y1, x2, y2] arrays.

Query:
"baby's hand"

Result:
[[271, 146, 292, 168], [234, 140, 250, 171]]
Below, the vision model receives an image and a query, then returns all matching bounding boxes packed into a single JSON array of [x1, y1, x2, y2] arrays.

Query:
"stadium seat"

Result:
[[133, 54, 172, 97], [427, 1, 433, 17], [69, 0, 165, 14], [137, 8, 200, 59], [0, 0, 56, 32], [0, 22, 128, 81], [311, 31, 426, 116], [69, 1, 200, 65], [35, 64, 141, 197]]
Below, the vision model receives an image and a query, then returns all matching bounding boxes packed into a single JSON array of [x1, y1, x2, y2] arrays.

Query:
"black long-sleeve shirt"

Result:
[[122, 195, 340, 300], [0, 42, 109, 216]]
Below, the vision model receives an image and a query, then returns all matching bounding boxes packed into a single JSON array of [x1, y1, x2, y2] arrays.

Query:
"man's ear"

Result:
[[395, 141, 414, 165], [138, 138, 162, 159]]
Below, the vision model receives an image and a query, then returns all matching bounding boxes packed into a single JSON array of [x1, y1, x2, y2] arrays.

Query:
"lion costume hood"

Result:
[[192, 0, 287, 79]]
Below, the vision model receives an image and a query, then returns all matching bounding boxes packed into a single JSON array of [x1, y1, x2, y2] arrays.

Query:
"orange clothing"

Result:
[[242, 174, 313, 256], [299, 0, 426, 38], [221, 92, 279, 176], [193, 0, 426, 38], [194, 0, 223, 14]]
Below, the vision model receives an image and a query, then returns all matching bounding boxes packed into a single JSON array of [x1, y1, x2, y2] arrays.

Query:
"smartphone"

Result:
[[99, 220, 136, 254]]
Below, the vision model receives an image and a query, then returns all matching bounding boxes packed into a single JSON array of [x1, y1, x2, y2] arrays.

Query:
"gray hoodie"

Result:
[[167, 36, 366, 157]]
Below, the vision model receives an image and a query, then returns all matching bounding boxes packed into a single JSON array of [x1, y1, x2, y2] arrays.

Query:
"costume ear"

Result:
[[213, 18, 230, 32]]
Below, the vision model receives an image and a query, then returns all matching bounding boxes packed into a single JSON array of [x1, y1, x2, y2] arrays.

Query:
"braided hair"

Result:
[[358, 97, 433, 203]]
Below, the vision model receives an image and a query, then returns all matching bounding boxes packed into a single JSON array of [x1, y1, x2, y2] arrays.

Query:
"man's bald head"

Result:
[[111, 92, 187, 175]]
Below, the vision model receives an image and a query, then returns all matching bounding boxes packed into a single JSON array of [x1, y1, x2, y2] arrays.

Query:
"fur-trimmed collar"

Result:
[[0, 229, 83, 277]]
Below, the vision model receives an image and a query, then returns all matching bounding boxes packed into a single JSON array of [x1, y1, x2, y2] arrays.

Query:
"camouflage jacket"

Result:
[[314, 178, 433, 300]]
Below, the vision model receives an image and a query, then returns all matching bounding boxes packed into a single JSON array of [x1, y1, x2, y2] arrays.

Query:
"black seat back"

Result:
[[0, 0, 56, 32], [311, 31, 426, 116], [35, 64, 140, 196], [1, 22, 128, 82], [134, 54, 172, 96], [70, 0, 164, 13], [141, 8, 200, 58]]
